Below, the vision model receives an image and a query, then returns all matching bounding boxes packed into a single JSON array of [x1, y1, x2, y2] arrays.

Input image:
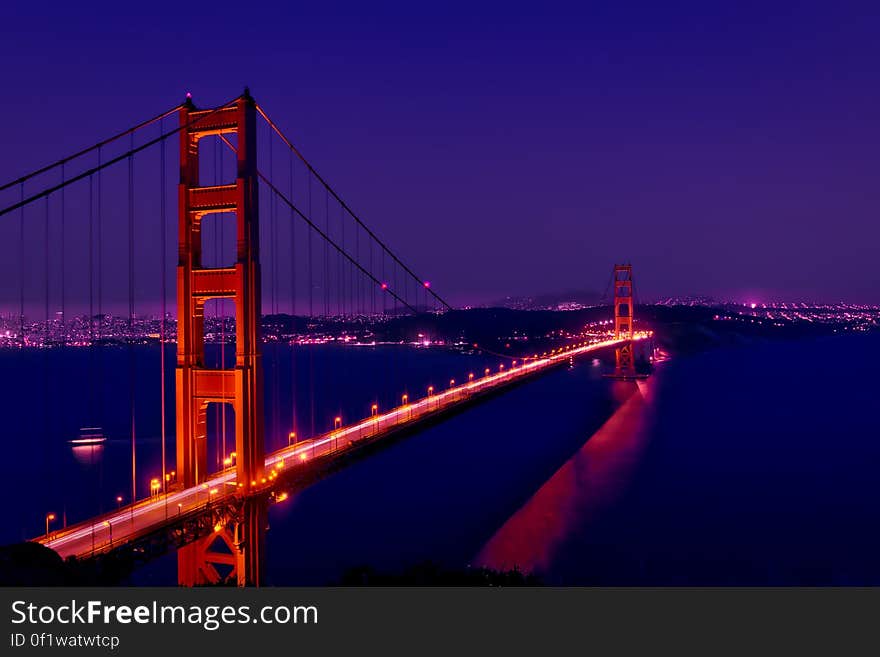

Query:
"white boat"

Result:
[[69, 427, 107, 445]]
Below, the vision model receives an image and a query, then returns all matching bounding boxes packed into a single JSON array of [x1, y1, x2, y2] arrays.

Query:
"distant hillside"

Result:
[[263, 303, 853, 357]]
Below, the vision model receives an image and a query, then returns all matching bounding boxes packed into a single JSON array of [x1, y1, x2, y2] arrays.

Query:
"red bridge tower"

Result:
[[176, 91, 265, 586], [612, 264, 636, 377], [175, 91, 265, 491]]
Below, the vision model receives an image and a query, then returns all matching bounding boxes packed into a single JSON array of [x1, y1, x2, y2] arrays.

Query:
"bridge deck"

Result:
[[38, 337, 638, 559]]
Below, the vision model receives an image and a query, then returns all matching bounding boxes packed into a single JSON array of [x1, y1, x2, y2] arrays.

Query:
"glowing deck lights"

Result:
[[40, 335, 638, 558]]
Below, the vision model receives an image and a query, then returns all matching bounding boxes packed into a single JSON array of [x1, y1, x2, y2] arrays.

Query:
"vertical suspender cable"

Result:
[[289, 149, 296, 442], [60, 164, 67, 527], [355, 221, 360, 319], [97, 146, 104, 437], [128, 136, 136, 522], [213, 138, 221, 468], [382, 250, 388, 407], [60, 165, 66, 344], [88, 173, 97, 518], [308, 176, 315, 437], [354, 220, 358, 318], [160, 120, 168, 507], [19, 184, 24, 348], [88, 175, 95, 418], [44, 196, 50, 513], [96, 147, 104, 513], [213, 139, 220, 469], [219, 137, 227, 462], [271, 132, 280, 447], [340, 204, 345, 318], [324, 188, 329, 318], [338, 201, 344, 422]]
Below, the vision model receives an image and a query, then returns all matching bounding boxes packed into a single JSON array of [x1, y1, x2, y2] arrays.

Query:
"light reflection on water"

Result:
[[474, 377, 656, 574], [71, 444, 104, 466]]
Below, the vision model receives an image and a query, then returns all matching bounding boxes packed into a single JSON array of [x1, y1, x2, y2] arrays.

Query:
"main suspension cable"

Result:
[[258, 174, 420, 314], [255, 103, 452, 311], [0, 104, 182, 193], [0, 96, 241, 219]]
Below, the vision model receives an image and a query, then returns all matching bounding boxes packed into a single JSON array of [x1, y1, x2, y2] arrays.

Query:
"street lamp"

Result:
[[427, 385, 434, 396], [333, 416, 343, 449], [485, 368, 490, 378], [402, 393, 408, 405], [468, 373, 474, 382], [288, 431, 296, 447], [116, 495, 123, 509], [371, 403, 378, 417], [150, 478, 160, 499], [45, 513, 55, 538]]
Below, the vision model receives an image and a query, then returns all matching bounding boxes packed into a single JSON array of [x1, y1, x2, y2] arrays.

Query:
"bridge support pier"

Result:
[[178, 497, 267, 587]]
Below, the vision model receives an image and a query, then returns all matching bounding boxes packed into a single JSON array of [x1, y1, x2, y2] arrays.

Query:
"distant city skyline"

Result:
[[3, 288, 880, 320]]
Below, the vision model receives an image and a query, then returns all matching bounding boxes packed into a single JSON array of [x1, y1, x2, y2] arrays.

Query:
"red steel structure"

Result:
[[175, 91, 264, 490], [175, 91, 265, 585], [613, 264, 636, 377]]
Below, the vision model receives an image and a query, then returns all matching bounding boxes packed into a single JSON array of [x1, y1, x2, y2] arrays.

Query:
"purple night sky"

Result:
[[1, 1, 878, 307]]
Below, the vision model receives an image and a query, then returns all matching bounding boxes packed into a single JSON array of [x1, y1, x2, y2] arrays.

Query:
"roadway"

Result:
[[39, 335, 642, 559]]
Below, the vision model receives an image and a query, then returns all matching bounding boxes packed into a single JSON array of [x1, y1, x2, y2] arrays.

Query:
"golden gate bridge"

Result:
[[0, 90, 649, 585]]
